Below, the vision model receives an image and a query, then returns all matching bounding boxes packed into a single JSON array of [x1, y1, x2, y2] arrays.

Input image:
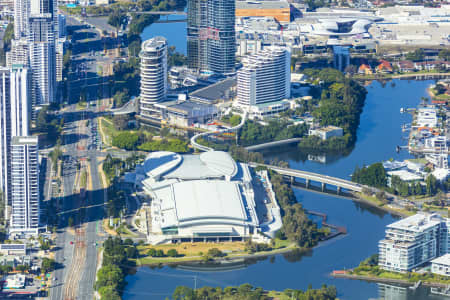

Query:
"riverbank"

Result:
[[353, 72, 450, 80], [132, 241, 299, 267], [355, 192, 413, 217], [331, 271, 449, 289]]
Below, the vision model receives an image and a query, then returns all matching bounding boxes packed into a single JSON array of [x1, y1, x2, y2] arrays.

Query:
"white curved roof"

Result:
[[310, 18, 372, 36], [199, 151, 238, 178], [143, 151, 182, 178]]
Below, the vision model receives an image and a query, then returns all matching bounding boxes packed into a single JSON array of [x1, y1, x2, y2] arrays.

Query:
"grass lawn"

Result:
[[378, 271, 405, 280], [79, 170, 87, 189], [76, 101, 87, 110], [358, 193, 415, 216], [134, 240, 297, 266], [99, 117, 115, 146], [99, 117, 154, 148], [138, 242, 247, 257]]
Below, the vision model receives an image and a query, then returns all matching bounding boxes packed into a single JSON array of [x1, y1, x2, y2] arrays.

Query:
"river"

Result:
[[133, 18, 446, 300]]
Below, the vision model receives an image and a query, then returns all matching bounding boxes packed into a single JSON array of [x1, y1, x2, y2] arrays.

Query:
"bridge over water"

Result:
[[249, 163, 364, 193]]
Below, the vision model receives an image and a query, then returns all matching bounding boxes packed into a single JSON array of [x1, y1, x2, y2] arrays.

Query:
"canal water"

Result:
[[133, 18, 446, 300]]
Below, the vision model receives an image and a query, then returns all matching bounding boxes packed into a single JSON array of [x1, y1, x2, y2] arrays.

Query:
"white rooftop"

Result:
[[143, 151, 182, 178], [387, 213, 443, 233], [432, 254, 450, 266], [154, 180, 248, 229], [387, 170, 422, 181], [142, 151, 238, 181], [174, 180, 246, 222]]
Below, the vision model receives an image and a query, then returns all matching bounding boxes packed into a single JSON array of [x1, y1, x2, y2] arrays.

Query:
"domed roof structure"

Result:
[[199, 151, 238, 178]]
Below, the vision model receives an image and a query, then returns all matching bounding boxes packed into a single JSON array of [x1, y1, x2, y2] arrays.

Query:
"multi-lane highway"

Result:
[[49, 13, 115, 300]]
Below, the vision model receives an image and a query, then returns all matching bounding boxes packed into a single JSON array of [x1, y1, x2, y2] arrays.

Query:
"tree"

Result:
[[68, 216, 74, 227], [438, 49, 450, 61], [40, 239, 51, 251], [344, 64, 357, 75], [167, 249, 179, 257], [168, 46, 187, 67], [426, 174, 438, 196], [147, 248, 157, 257], [207, 248, 224, 258], [375, 191, 387, 203], [3, 22, 14, 52], [0, 265, 12, 275], [406, 49, 425, 61], [112, 132, 140, 150], [112, 91, 130, 108], [173, 286, 195, 300], [125, 246, 138, 259], [352, 163, 387, 188], [123, 238, 133, 246], [98, 286, 121, 300], [95, 264, 124, 292], [41, 258, 56, 274], [108, 10, 127, 33], [15, 265, 29, 273]]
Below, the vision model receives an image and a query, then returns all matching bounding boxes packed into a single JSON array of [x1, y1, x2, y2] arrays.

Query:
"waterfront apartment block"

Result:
[[139, 37, 168, 123], [379, 213, 450, 273], [236, 47, 290, 111], [9, 136, 40, 236]]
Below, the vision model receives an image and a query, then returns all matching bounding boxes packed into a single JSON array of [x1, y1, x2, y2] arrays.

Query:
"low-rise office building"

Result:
[[431, 254, 450, 277], [0, 244, 26, 255], [309, 126, 343, 140], [156, 100, 218, 127]]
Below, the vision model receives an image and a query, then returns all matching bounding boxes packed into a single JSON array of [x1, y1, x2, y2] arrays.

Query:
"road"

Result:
[[50, 14, 114, 300]]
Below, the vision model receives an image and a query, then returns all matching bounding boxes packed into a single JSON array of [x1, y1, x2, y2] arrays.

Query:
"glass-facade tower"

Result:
[[187, 0, 235, 74]]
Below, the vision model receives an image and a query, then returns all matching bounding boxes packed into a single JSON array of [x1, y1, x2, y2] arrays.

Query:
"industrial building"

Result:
[[236, 0, 291, 23], [132, 151, 282, 244], [379, 213, 450, 273]]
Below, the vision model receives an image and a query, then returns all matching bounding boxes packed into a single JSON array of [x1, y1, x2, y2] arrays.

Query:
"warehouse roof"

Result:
[[174, 180, 246, 222], [236, 0, 290, 9], [189, 77, 236, 104], [152, 180, 248, 229]]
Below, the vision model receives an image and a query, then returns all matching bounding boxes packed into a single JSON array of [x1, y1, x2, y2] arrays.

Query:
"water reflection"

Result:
[[377, 283, 446, 300]]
